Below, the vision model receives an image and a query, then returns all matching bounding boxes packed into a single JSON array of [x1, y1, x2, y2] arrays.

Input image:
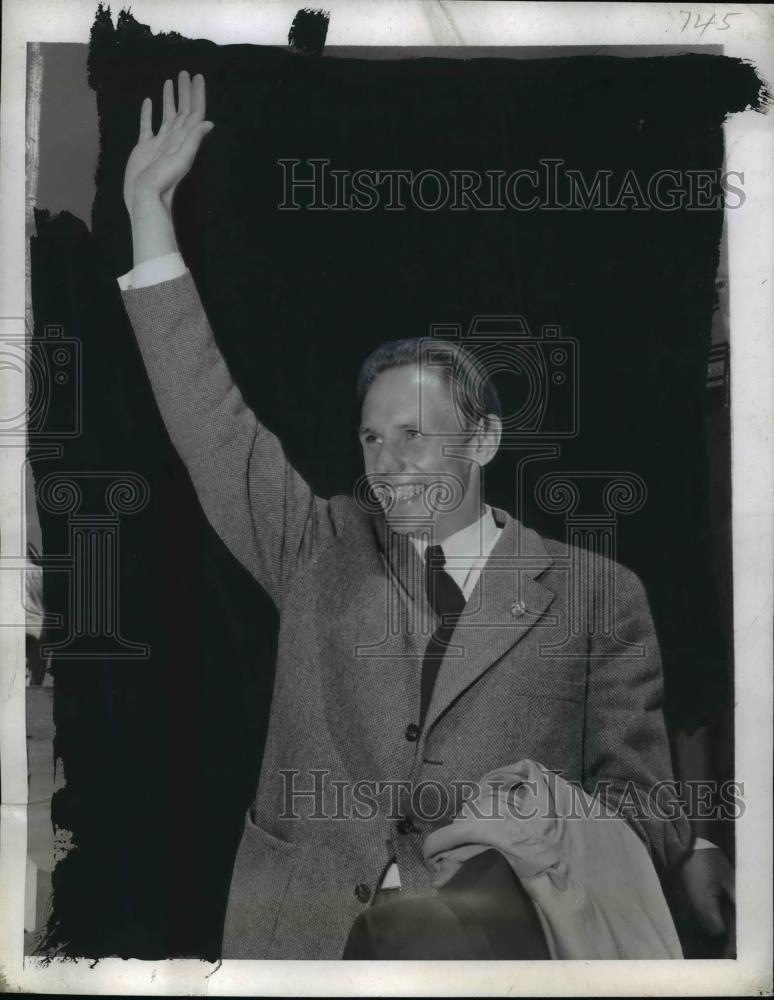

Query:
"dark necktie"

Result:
[[418, 544, 466, 732]]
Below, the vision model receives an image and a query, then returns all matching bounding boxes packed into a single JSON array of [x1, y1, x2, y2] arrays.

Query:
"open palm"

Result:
[[123, 70, 213, 212]]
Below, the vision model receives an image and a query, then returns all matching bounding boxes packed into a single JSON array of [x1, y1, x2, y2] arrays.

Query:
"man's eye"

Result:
[[406, 429, 421, 439]]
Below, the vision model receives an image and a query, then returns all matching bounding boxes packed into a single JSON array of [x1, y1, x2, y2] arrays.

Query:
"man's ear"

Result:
[[471, 414, 502, 466]]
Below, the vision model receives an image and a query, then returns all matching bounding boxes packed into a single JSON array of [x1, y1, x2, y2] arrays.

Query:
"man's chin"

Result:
[[380, 508, 437, 536]]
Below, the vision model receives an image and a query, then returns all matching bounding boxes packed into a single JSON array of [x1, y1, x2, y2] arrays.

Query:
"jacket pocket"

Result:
[[244, 808, 299, 855], [221, 809, 301, 959]]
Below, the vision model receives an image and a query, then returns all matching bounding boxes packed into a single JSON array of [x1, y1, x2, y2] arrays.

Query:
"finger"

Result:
[[187, 73, 206, 126], [138, 97, 152, 141], [173, 120, 215, 169], [177, 69, 191, 117], [699, 897, 726, 937], [160, 78, 175, 130]]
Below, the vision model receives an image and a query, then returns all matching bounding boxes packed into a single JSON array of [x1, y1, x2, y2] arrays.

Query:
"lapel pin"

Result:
[[510, 599, 527, 618]]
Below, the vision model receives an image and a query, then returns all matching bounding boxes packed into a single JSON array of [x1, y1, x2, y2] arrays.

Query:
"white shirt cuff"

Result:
[[117, 252, 187, 290], [693, 837, 718, 851]]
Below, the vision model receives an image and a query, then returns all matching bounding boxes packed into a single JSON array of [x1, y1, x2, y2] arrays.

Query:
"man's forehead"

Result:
[[360, 365, 461, 430], [364, 364, 451, 402]]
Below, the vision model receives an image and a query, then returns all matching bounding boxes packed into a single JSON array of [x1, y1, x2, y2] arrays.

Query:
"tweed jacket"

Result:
[[120, 271, 692, 960]]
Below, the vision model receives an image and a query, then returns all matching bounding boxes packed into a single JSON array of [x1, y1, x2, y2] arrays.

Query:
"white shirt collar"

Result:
[[410, 504, 500, 561]]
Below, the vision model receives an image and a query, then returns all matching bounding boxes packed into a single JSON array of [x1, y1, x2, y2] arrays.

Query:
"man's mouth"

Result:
[[374, 482, 427, 506], [394, 482, 426, 503]]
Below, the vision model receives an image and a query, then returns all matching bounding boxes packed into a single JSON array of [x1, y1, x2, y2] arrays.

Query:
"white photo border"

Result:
[[1, 1, 772, 995]]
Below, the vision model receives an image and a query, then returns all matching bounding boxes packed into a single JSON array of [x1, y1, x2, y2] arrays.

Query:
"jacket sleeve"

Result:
[[582, 561, 692, 875], [120, 270, 338, 608]]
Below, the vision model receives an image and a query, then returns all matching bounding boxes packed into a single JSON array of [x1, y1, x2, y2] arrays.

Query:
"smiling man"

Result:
[[117, 70, 695, 959], [357, 336, 502, 535]]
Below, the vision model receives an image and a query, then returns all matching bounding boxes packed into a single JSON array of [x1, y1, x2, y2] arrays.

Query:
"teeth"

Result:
[[389, 483, 426, 503], [372, 483, 427, 506]]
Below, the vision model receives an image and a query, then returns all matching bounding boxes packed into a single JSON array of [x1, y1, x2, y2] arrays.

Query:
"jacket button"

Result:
[[510, 599, 527, 617], [404, 723, 419, 742], [354, 882, 371, 903], [397, 817, 415, 835]]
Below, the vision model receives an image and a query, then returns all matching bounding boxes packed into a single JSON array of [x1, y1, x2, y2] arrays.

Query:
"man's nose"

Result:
[[373, 443, 405, 475]]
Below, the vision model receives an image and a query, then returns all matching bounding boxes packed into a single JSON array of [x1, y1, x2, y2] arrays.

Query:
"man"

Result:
[[118, 70, 695, 959]]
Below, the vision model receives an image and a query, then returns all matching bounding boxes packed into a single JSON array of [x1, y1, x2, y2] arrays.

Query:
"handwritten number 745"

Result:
[[679, 11, 742, 34]]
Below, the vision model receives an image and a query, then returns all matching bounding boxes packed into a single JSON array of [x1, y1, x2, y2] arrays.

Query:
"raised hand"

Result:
[[123, 70, 214, 213]]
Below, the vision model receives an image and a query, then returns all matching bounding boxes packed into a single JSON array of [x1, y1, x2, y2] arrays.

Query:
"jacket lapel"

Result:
[[422, 507, 557, 735]]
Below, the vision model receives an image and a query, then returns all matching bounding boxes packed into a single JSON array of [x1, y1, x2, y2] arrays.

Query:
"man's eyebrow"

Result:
[[359, 422, 421, 436]]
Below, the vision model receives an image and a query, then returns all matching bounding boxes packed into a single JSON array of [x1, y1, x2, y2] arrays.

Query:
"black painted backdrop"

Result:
[[29, 6, 761, 959]]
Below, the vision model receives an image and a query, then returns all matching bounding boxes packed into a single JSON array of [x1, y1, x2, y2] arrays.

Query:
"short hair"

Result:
[[356, 337, 501, 431]]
